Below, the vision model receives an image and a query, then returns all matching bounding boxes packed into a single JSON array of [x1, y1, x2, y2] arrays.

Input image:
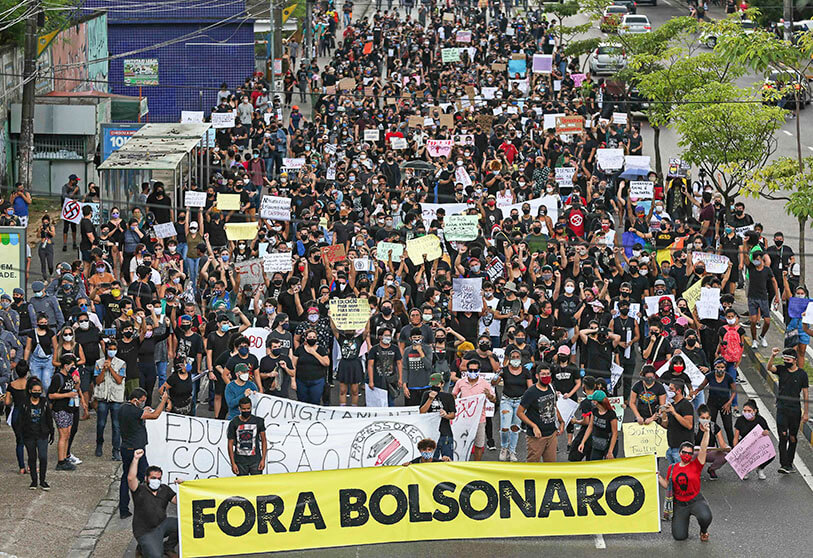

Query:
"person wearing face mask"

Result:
[[18, 376, 53, 490], [746, 251, 780, 348], [224, 362, 260, 420], [419, 373, 457, 459], [367, 326, 403, 407], [692, 358, 736, 447], [135, 315, 171, 408], [578, 390, 619, 461], [732, 399, 774, 480], [259, 337, 295, 398], [658, 424, 713, 542], [405, 438, 451, 464], [94, 339, 125, 460], [127, 449, 179, 557], [292, 329, 331, 405], [629, 365, 667, 426], [452, 360, 497, 461], [717, 307, 744, 411], [497, 349, 534, 462], [74, 310, 101, 406], [660, 378, 695, 465], [24, 313, 58, 391], [27, 280, 64, 331], [767, 347, 809, 474], [517, 364, 565, 463], [227, 397, 268, 477]]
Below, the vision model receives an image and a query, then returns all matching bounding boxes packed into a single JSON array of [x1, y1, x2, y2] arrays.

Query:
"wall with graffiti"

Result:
[[40, 12, 108, 93]]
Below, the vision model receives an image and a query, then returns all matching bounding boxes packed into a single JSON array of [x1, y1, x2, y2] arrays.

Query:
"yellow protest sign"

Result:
[[683, 279, 702, 312], [178, 456, 659, 557], [655, 244, 672, 266], [216, 193, 241, 211], [224, 222, 259, 241], [329, 298, 371, 330], [623, 422, 669, 457], [406, 234, 442, 263]]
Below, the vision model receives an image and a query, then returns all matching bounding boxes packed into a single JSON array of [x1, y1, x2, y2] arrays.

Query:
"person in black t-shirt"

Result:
[[630, 366, 667, 423], [660, 379, 695, 465], [733, 399, 774, 479], [127, 449, 178, 556], [259, 338, 294, 397], [767, 347, 809, 473], [578, 390, 618, 461], [227, 398, 267, 476], [419, 374, 457, 459], [696, 404, 730, 480], [79, 205, 96, 276], [518, 364, 564, 463], [405, 438, 450, 464], [746, 254, 779, 348]]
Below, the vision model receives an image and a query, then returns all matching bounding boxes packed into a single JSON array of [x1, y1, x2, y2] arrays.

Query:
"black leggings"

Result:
[[777, 408, 801, 468], [708, 403, 734, 445], [67, 407, 80, 455], [24, 437, 49, 484], [672, 494, 712, 540]]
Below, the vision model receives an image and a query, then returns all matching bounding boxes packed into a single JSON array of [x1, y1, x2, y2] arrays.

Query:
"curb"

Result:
[[66, 472, 120, 558]]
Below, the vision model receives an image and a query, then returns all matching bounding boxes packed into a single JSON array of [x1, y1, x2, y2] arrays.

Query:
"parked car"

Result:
[[600, 5, 628, 33], [699, 19, 755, 48], [613, 0, 637, 14], [636, 0, 656, 5], [589, 44, 627, 75], [762, 66, 812, 111], [618, 14, 652, 35]]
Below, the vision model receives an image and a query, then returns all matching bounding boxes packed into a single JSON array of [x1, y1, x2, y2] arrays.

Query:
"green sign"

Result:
[[123, 58, 159, 86]]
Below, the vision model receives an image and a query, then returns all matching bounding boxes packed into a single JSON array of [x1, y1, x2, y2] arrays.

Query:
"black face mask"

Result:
[[240, 410, 252, 419], [430, 386, 441, 393]]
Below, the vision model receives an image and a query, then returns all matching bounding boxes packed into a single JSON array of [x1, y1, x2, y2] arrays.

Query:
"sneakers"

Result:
[[787, 465, 797, 473], [112, 451, 121, 462], [751, 340, 759, 349], [56, 460, 76, 471], [68, 454, 82, 465], [708, 467, 718, 480], [487, 441, 497, 451], [40, 481, 50, 491], [758, 469, 767, 480], [509, 451, 518, 462], [760, 336, 768, 347], [742, 473, 749, 480], [29, 481, 37, 490], [499, 448, 509, 461], [95, 445, 103, 458], [120, 510, 133, 520], [777, 466, 790, 474]]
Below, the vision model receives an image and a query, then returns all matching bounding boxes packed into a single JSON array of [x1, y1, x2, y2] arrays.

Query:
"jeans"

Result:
[[30, 354, 55, 391], [96, 400, 121, 452], [691, 389, 705, 410], [666, 447, 681, 465], [176, 242, 188, 268], [136, 516, 178, 558], [184, 256, 201, 292], [725, 362, 739, 407], [138, 361, 157, 407], [672, 495, 712, 540], [298, 378, 325, 405], [434, 434, 454, 460], [155, 361, 167, 390], [499, 397, 522, 453], [24, 437, 49, 484], [120, 447, 148, 515]]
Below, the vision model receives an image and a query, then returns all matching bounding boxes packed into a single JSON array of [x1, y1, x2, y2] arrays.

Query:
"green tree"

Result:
[[671, 81, 785, 208], [0, 0, 78, 46]]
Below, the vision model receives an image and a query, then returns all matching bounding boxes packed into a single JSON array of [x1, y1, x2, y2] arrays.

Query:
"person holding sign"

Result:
[[732, 399, 774, 480]]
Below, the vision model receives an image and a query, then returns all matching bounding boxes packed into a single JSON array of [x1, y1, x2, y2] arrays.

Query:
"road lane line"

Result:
[[738, 372, 813, 493], [783, 130, 793, 136], [594, 534, 606, 549], [807, 146, 813, 151]]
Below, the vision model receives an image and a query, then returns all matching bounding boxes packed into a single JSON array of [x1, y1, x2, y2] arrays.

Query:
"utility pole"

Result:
[[305, 0, 312, 61], [783, 0, 793, 41], [268, 0, 275, 97], [19, 1, 41, 191]]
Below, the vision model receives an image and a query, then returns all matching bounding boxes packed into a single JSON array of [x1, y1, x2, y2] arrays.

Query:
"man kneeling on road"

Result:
[[128, 449, 179, 558]]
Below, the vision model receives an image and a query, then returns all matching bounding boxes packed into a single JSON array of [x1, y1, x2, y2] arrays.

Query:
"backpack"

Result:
[[720, 325, 743, 363]]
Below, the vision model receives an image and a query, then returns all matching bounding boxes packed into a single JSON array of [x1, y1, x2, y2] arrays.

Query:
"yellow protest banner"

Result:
[[407, 234, 442, 263], [655, 244, 672, 266], [623, 422, 669, 458], [683, 279, 702, 312], [216, 193, 241, 211], [224, 222, 259, 241], [178, 456, 659, 557], [329, 298, 371, 330]]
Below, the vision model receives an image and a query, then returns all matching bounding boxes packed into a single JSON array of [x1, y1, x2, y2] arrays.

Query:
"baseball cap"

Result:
[[654, 279, 666, 287], [588, 390, 607, 402], [235, 363, 249, 373], [429, 373, 444, 386], [557, 345, 571, 356], [69, 174, 80, 181]]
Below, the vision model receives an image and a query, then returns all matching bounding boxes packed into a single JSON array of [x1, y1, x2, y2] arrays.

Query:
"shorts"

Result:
[[747, 297, 769, 317], [80, 366, 93, 392], [214, 376, 226, 395], [236, 457, 264, 475], [54, 410, 74, 429], [474, 422, 486, 448], [80, 249, 92, 262]]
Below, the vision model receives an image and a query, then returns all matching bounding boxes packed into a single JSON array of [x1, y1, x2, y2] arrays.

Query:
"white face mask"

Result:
[[467, 371, 480, 380], [564, 285, 575, 294], [78, 321, 90, 330], [509, 359, 522, 367], [148, 478, 161, 491], [239, 373, 250, 382], [726, 317, 736, 325]]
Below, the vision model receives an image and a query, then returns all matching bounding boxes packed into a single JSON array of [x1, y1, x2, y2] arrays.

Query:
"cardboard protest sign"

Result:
[[692, 252, 729, 274], [153, 222, 177, 239], [263, 251, 292, 273], [224, 222, 258, 241], [629, 181, 654, 199], [338, 77, 356, 90], [216, 193, 240, 211], [329, 298, 371, 330], [439, 114, 455, 129], [555, 115, 584, 135], [452, 278, 483, 312], [445, 215, 479, 241], [624, 422, 669, 457], [407, 234, 442, 263], [320, 244, 346, 264], [376, 242, 404, 262], [184, 191, 206, 208], [260, 195, 291, 221], [725, 425, 776, 480]]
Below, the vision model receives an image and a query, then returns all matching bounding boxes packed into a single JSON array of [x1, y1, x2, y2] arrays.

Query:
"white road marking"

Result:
[[738, 372, 813, 493], [594, 534, 606, 549], [783, 130, 793, 136], [807, 146, 813, 151]]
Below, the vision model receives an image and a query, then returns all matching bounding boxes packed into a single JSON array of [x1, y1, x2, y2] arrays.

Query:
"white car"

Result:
[[589, 44, 627, 75], [700, 19, 755, 48], [618, 14, 652, 35]]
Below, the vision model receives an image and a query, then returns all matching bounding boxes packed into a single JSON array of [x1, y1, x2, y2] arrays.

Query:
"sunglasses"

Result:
[[680, 451, 693, 456]]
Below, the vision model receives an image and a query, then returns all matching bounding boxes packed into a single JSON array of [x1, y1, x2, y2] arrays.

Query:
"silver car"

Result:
[[590, 45, 627, 75], [619, 14, 652, 35]]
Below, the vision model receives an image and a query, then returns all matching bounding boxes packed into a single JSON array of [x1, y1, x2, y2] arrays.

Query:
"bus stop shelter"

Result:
[[96, 122, 212, 220]]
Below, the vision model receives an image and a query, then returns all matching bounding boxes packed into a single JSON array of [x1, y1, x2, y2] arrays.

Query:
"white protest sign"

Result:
[[184, 191, 206, 208], [610, 362, 624, 393], [420, 202, 467, 229], [455, 166, 472, 187], [427, 139, 454, 158], [445, 214, 479, 241], [363, 129, 380, 142], [804, 301, 813, 325], [697, 287, 721, 321], [242, 327, 270, 362], [181, 111, 204, 123], [452, 278, 484, 312], [644, 294, 675, 317], [692, 252, 729, 274], [656, 354, 705, 390], [612, 301, 641, 320], [629, 181, 654, 199], [596, 148, 625, 170], [364, 385, 388, 407], [625, 155, 651, 170], [153, 222, 177, 239], [260, 195, 291, 221], [353, 258, 374, 272], [555, 166, 575, 186], [282, 158, 305, 170], [376, 242, 405, 262], [543, 113, 566, 130], [557, 396, 579, 428], [234, 259, 264, 292], [263, 251, 292, 273], [612, 112, 628, 125], [211, 111, 236, 129], [390, 136, 407, 149], [499, 195, 559, 223]]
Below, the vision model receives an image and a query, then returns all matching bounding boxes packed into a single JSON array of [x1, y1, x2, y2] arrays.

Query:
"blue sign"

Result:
[[100, 123, 144, 161]]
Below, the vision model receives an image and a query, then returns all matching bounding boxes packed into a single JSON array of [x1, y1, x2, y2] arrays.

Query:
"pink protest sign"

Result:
[[572, 73, 587, 87], [724, 425, 776, 479]]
